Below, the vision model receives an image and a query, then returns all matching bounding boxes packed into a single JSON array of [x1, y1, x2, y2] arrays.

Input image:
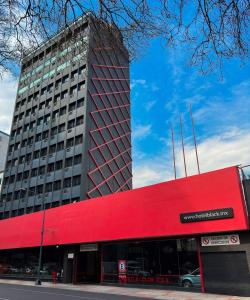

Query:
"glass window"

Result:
[[72, 175, 81, 186]]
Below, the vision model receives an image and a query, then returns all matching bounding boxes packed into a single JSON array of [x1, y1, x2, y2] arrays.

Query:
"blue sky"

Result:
[[0, 36, 249, 188], [130, 37, 250, 187]]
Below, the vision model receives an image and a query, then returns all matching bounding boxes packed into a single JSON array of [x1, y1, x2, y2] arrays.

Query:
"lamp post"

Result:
[[35, 197, 46, 285]]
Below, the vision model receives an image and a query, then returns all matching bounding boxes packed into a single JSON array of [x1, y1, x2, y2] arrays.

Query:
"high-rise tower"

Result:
[[0, 16, 132, 219]]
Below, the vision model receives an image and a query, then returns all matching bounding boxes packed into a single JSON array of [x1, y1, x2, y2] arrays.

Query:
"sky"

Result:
[[0, 37, 249, 188]]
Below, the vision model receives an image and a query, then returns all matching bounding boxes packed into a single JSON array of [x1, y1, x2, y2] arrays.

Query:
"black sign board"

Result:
[[180, 208, 234, 223]]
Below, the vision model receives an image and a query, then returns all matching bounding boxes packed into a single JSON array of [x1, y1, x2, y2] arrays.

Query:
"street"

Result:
[[0, 283, 146, 300]]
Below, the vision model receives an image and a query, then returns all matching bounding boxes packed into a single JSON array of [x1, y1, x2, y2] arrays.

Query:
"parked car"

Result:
[[179, 268, 201, 288]]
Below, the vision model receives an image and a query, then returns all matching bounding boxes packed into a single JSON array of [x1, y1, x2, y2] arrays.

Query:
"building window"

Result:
[[59, 106, 67, 116], [67, 119, 75, 129], [40, 148, 47, 157], [73, 154, 82, 165], [78, 81, 85, 91], [38, 166, 46, 175], [58, 123, 65, 133], [66, 138, 74, 148], [77, 98, 84, 108], [36, 185, 43, 194], [63, 177, 71, 188], [53, 180, 61, 191], [76, 116, 84, 126], [28, 187, 35, 196], [45, 182, 53, 192], [31, 168, 38, 177], [75, 135, 83, 145], [47, 163, 55, 172], [55, 160, 63, 170], [72, 175, 81, 186], [65, 157, 73, 167], [49, 144, 56, 154], [69, 102, 76, 112], [57, 142, 64, 151], [23, 170, 29, 179]]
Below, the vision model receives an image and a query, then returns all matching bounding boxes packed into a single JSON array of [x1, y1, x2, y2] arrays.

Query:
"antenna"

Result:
[[170, 125, 177, 179], [180, 114, 187, 177], [189, 104, 201, 174]]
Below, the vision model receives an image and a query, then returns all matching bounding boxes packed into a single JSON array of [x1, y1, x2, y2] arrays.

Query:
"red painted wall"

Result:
[[0, 166, 248, 250]]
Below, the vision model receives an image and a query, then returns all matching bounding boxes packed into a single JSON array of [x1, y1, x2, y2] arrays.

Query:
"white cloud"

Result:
[[132, 128, 250, 188], [132, 124, 152, 140], [175, 128, 250, 177], [133, 160, 172, 188], [0, 72, 18, 133], [130, 79, 146, 89]]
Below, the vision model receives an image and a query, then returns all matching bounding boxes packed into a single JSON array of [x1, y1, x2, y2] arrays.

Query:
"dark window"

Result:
[[27, 137, 33, 145], [31, 168, 38, 177], [36, 185, 43, 194], [70, 85, 77, 95], [23, 170, 29, 179], [71, 70, 78, 79], [52, 110, 59, 120], [45, 182, 53, 192], [65, 157, 73, 167], [47, 163, 55, 172], [36, 133, 42, 142], [69, 102, 76, 112], [25, 153, 32, 163], [51, 126, 57, 136], [41, 87, 46, 95], [73, 154, 82, 165], [21, 139, 27, 147], [57, 142, 64, 151], [9, 175, 15, 183], [37, 117, 43, 126], [16, 173, 22, 181], [42, 130, 49, 139], [40, 148, 47, 157], [72, 175, 81, 186], [53, 180, 61, 191], [68, 119, 75, 129], [55, 160, 63, 170], [58, 123, 65, 133], [34, 150, 40, 159], [77, 98, 84, 108], [78, 81, 85, 90], [66, 138, 74, 148], [62, 74, 69, 84], [63, 177, 71, 188], [76, 116, 84, 126], [59, 106, 67, 116], [61, 90, 68, 99], [75, 135, 83, 145], [78, 65, 86, 75], [28, 187, 35, 196], [49, 144, 56, 154], [38, 166, 46, 175]]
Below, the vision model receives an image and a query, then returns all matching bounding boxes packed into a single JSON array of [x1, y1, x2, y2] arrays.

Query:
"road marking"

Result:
[[5, 287, 107, 300], [0, 298, 10, 300]]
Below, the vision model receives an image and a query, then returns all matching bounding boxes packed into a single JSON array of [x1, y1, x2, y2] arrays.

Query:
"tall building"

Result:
[[0, 16, 132, 219], [0, 131, 9, 193]]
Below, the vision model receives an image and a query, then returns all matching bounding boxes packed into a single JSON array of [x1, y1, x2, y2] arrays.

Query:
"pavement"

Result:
[[0, 279, 247, 300]]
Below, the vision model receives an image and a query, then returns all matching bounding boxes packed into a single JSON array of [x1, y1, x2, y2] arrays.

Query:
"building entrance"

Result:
[[76, 251, 101, 283]]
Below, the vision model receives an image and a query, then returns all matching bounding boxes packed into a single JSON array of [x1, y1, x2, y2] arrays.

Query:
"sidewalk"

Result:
[[0, 279, 246, 300]]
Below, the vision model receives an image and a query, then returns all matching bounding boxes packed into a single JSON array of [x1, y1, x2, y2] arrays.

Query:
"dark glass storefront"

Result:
[[0, 246, 64, 281], [0, 238, 200, 289], [102, 238, 200, 288]]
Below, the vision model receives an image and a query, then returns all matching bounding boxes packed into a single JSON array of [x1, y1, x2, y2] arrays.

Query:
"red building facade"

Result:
[[0, 166, 249, 296]]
